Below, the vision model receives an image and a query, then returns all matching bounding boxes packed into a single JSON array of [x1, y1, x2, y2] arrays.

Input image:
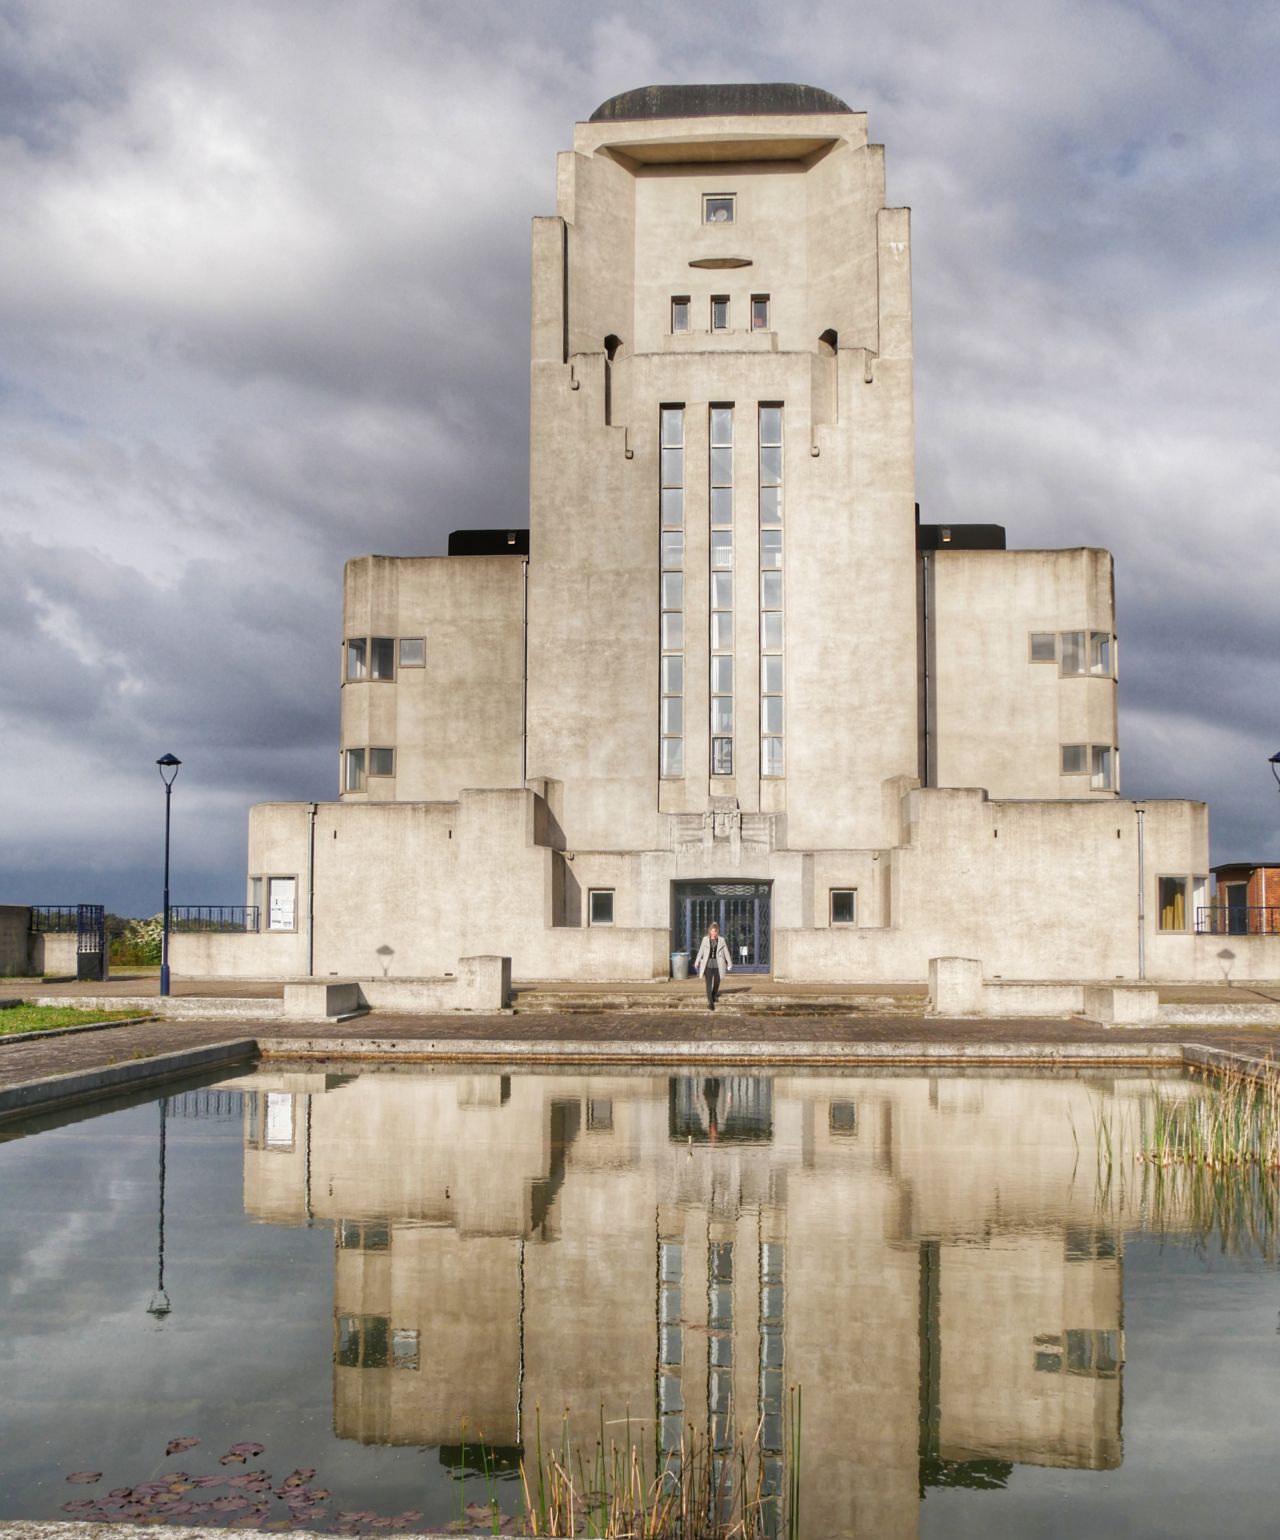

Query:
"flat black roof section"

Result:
[[590, 83, 853, 123], [448, 529, 530, 556], [917, 524, 1007, 552]]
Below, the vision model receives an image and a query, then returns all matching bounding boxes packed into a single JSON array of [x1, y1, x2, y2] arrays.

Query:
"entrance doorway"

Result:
[[672, 881, 772, 974]]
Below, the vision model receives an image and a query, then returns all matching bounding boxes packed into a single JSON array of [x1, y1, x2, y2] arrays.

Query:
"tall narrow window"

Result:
[[346, 638, 368, 681], [759, 405, 784, 777], [710, 405, 734, 776], [1090, 632, 1112, 675], [711, 296, 729, 332], [751, 295, 770, 331], [660, 407, 685, 777], [671, 296, 690, 333]]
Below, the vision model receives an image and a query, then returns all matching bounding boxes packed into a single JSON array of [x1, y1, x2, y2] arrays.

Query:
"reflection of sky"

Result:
[[0, 1095, 467, 1522]]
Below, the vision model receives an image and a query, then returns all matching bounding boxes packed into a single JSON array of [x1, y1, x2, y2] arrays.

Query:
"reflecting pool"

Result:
[[2, 1066, 1279, 1537]]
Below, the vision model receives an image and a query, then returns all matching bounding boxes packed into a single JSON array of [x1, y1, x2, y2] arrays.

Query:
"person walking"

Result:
[[694, 920, 732, 1010]]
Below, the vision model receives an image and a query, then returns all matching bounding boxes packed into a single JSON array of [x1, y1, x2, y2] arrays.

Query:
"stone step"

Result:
[[510, 990, 922, 1016]]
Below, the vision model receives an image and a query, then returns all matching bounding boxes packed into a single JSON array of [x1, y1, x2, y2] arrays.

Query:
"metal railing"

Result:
[[1195, 906, 1280, 936], [29, 905, 81, 933], [169, 905, 260, 934], [166, 1090, 246, 1119]]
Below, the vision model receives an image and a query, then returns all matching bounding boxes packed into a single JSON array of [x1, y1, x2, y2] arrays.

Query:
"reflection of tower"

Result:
[[147, 1096, 171, 1320]]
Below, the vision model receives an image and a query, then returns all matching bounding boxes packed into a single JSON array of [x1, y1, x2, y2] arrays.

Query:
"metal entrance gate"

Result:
[[673, 881, 772, 974]]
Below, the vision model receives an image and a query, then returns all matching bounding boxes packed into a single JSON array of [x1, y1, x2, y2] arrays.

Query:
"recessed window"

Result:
[[1158, 876, 1188, 931], [1090, 631, 1112, 675], [399, 638, 425, 667], [831, 889, 857, 925], [391, 1328, 420, 1371], [345, 748, 366, 792], [589, 889, 615, 925], [711, 295, 730, 331], [267, 876, 297, 932], [1060, 631, 1086, 676], [369, 747, 394, 777], [751, 295, 770, 330], [370, 637, 395, 680], [1091, 745, 1113, 790], [346, 638, 368, 681], [829, 1101, 857, 1134], [1030, 633, 1057, 662], [712, 737, 733, 775], [587, 1098, 613, 1131], [703, 194, 735, 224], [1061, 744, 1087, 774], [671, 296, 690, 333]]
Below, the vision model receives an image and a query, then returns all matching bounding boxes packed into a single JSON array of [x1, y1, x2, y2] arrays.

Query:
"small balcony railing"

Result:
[[170, 905, 260, 934], [1195, 906, 1280, 936]]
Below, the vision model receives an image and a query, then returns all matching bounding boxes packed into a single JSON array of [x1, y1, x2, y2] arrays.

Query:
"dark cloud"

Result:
[[1, 0, 1277, 915]]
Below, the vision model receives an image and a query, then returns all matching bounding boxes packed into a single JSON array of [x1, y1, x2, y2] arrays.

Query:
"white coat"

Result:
[[694, 934, 733, 976]]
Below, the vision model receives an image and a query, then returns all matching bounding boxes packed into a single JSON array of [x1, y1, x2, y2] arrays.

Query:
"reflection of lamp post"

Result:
[[156, 754, 181, 997], [1270, 752, 1280, 792], [147, 1095, 171, 1320]]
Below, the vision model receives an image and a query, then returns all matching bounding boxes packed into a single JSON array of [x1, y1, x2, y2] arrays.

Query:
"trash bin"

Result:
[[670, 950, 689, 981]]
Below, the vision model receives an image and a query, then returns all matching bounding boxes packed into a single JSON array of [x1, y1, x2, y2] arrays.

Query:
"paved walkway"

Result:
[[2, 1010, 1278, 1101]]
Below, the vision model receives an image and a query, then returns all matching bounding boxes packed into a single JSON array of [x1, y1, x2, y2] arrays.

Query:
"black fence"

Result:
[[29, 905, 81, 933], [170, 906, 260, 934], [1196, 906, 1280, 936]]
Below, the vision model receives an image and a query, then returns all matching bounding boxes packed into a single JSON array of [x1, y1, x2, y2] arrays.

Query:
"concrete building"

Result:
[[177, 82, 1278, 987]]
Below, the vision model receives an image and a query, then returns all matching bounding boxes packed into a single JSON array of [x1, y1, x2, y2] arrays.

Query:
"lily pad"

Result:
[[65, 1472, 102, 1484], [166, 1437, 200, 1456], [62, 1498, 96, 1512], [229, 1441, 265, 1456]]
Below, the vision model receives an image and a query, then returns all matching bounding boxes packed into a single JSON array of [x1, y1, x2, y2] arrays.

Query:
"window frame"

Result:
[[370, 637, 395, 681], [398, 638, 425, 668], [703, 193, 736, 224], [588, 889, 615, 926], [710, 295, 730, 332], [1061, 743, 1088, 775], [750, 294, 770, 331], [266, 874, 299, 933], [346, 637, 368, 682], [1090, 744, 1113, 790], [344, 747, 366, 792], [1157, 874, 1189, 932], [671, 295, 691, 333], [1029, 632, 1057, 663], [368, 746, 395, 777], [830, 889, 857, 926]]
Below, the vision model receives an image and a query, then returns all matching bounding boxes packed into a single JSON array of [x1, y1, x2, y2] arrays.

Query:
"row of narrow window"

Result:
[[1061, 743, 1114, 787], [345, 636, 425, 681], [660, 404, 784, 780], [672, 294, 769, 334], [1030, 631, 1113, 676]]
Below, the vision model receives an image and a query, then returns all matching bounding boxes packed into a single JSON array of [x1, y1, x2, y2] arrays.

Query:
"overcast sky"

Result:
[[1, 0, 1277, 917]]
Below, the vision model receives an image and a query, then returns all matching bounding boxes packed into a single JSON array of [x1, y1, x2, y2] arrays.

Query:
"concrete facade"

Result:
[[187, 82, 1277, 988]]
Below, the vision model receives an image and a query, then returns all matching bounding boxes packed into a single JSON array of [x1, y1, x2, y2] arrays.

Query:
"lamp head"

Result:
[[156, 753, 182, 787]]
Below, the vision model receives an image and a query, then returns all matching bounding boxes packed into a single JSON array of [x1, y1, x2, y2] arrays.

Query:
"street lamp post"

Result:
[[157, 754, 181, 997], [1270, 752, 1280, 792]]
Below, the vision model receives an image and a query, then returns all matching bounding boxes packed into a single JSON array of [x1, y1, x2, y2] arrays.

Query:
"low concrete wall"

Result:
[[928, 957, 1160, 1024], [171, 930, 308, 979], [359, 956, 512, 1013], [31, 933, 80, 977]]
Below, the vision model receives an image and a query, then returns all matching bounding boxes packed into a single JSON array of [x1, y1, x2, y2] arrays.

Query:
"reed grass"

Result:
[[509, 1393, 801, 1540]]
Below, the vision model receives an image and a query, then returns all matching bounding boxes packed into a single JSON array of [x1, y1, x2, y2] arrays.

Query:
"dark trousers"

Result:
[[704, 966, 721, 1007]]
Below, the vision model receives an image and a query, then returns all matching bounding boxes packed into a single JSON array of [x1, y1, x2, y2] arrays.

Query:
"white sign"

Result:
[[268, 877, 296, 931]]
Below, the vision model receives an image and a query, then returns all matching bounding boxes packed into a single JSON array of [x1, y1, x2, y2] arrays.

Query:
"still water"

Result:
[[1, 1065, 1278, 1538]]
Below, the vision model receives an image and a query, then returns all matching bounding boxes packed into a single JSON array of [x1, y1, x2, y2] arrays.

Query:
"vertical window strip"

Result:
[[759, 405, 784, 777], [657, 1240, 684, 1460], [710, 405, 734, 776], [759, 1241, 785, 1518], [660, 407, 685, 778]]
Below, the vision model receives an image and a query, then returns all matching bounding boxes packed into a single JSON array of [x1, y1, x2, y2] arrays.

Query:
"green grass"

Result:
[[0, 1004, 146, 1036]]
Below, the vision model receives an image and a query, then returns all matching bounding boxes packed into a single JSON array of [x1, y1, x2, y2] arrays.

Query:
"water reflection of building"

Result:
[[224, 1069, 1137, 1539]]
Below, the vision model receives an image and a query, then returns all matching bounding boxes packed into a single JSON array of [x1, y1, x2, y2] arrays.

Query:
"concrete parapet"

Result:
[[928, 958, 985, 1015], [929, 960, 1162, 1023], [358, 956, 511, 1013]]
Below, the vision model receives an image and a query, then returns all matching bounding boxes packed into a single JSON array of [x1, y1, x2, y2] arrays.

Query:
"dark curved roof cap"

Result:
[[590, 83, 852, 123]]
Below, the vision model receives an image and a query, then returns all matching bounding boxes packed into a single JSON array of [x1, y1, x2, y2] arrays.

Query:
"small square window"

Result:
[[829, 1101, 857, 1134], [371, 637, 395, 680], [1061, 744, 1087, 774], [1030, 633, 1056, 662], [831, 889, 856, 925], [711, 296, 730, 331], [589, 889, 615, 925], [751, 295, 770, 330], [369, 747, 394, 777], [345, 748, 366, 792], [671, 296, 690, 333], [346, 638, 368, 681], [399, 638, 425, 667], [703, 194, 735, 224], [712, 736, 733, 775]]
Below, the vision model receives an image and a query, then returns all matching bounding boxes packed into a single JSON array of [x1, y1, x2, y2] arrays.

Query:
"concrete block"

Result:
[[928, 957, 984, 1015], [282, 981, 362, 1022], [456, 955, 512, 1010], [1082, 985, 1159, 1027]]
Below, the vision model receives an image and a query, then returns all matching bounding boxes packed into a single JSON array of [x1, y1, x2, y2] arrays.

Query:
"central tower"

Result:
[[524, 83, 918, 857]]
